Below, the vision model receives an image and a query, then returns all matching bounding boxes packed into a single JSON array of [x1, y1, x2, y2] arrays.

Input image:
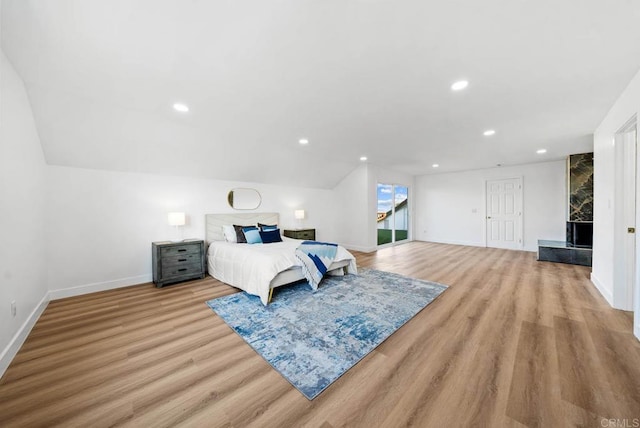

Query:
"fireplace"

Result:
[[566, 221, 593, 248]]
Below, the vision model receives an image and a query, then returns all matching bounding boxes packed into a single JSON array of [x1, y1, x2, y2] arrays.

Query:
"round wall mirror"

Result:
[[227, 188, 261, 210]]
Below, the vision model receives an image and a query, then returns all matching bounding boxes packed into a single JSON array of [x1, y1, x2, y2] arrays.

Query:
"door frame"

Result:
[[484, 176, 524, 250], [613, 115, 637, 312], [633, 124, 640, 340]]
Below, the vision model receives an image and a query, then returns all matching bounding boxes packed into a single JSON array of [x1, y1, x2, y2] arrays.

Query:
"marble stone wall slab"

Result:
[[568, 152, 594, 222]]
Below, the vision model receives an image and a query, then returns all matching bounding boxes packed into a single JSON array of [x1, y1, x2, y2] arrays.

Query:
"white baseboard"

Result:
[[417, 238, 537, 253], [0, 292, 50, 379], [590, 272, 614, 306], [418, 237, 485, 248], [49, 274, 152, 300]]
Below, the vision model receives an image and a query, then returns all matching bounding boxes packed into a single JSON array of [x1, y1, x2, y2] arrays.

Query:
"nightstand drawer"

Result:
[[160, 244, 200, 257], [283, 229, 316, 240], [297, 230, 315, 240], [162, 252, 202, 267], [161, 262, 203, 279]]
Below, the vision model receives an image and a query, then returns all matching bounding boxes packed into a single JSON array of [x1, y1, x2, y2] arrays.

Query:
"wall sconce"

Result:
[[168, 212, 186, 241]]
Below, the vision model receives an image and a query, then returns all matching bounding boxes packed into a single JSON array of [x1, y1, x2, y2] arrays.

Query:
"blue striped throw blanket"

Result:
[[295, 241, 338, 291]]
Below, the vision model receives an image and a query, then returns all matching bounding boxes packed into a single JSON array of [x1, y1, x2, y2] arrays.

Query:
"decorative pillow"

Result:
[[242, 226, 263, 244], [222, 225, 237, 243], [259, 228, 283, 244], [233, 225, 248, 243], [258, 222, 278, 232]]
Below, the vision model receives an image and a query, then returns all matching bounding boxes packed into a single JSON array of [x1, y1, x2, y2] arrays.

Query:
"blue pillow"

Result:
[[242, 226, 262, 244], [259, 228, 283, 244], [258, 223, 278, 232]]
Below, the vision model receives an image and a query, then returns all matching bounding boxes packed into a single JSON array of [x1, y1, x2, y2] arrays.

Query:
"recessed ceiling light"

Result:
[[432, 164, 439, 168], [360, 156, 368, 161], [451, 80, 469, 91], [173, 103, 189, 112], [299, 139, 309, 145], [537, 149, 547, 154], [483, 130, 496, 136]]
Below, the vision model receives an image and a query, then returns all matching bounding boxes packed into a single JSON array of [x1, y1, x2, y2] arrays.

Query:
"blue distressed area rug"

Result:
[[206, 268, 448, 400]]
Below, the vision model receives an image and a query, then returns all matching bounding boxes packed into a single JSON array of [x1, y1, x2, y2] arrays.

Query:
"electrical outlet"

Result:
[[11, 301, 16, 317]]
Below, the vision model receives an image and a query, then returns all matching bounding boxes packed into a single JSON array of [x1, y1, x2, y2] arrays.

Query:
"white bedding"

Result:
[[207, 237, 357, 305]]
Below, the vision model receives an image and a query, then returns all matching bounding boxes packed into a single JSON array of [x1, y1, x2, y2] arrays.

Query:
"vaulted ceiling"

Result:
[[3, 0, 640, 188]]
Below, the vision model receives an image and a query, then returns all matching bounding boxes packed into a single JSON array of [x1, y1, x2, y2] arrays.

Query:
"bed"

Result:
[[205, 213, 357, 305]]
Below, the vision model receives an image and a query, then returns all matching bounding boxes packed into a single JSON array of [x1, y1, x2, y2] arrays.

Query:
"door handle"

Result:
[[487, 217, 492, 219], [629, 227, 636, 233]]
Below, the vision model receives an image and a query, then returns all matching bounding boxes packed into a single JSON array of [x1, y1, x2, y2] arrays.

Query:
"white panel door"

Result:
[[486, 178, 523, 250]]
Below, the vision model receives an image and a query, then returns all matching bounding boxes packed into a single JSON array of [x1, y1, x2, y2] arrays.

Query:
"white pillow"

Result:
[[222, 225, 237, 243]]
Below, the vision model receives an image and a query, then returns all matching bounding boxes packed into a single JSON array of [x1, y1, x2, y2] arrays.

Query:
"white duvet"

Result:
[[207, 237, 356, 305]]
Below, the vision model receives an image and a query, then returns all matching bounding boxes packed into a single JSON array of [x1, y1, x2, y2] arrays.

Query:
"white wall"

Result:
[[333, 165, 371, 251], [45, 166, 340, 297], [592, 68, 640, 316], [414, 161, 567, 252], [0, 51, 50, 375]]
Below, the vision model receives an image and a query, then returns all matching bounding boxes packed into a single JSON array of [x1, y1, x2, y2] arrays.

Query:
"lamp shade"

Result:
[[294, 209, 306, 220], [167, 212, 186, 226]]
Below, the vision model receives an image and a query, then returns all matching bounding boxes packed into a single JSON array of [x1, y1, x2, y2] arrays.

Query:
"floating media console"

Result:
[[537, 240, 592, 267], [537, 221, 593, 267]]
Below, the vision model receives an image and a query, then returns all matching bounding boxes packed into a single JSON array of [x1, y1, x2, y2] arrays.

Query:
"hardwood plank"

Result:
[[583, 310, 640, 418], [506, 321, 560, 427], [553, 316, 621, 418], [582, 307, 634, 333]]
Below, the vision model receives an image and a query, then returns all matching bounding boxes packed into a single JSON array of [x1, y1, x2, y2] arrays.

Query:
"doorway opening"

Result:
[[377, 183, 409, 246]]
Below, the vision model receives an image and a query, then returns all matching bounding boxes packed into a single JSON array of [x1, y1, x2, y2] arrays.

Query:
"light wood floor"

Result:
[[1, 242, 639, 427]]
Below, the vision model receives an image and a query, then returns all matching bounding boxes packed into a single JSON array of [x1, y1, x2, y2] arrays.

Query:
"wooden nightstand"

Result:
[[283, 228, 316, 241], [152, 240, 206, 288]]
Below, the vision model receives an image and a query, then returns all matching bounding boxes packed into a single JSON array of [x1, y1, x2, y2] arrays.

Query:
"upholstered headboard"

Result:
[[205, 212, 280, 244]]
